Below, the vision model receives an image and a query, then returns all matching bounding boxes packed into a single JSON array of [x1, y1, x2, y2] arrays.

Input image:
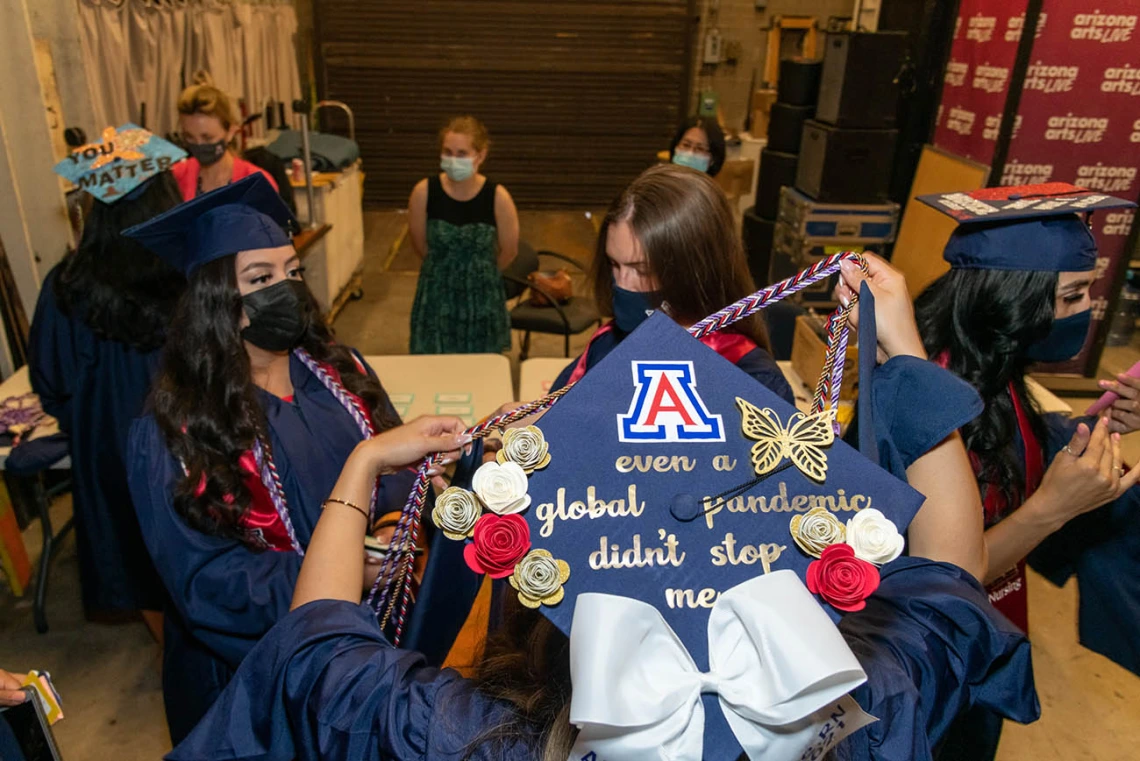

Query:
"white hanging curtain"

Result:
[[77, 0, 300, 139]]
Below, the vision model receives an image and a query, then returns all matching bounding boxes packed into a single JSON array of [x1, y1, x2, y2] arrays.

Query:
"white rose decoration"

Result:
[[496, 425, 551, 473], [845, 508, 904, 566], [431, 486, 481, 540], [472, 461, 532, 515], [789, 507, 846, 558]]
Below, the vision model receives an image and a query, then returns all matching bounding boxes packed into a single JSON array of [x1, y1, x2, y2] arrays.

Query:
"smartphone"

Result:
[[0, 690, 63, 761]]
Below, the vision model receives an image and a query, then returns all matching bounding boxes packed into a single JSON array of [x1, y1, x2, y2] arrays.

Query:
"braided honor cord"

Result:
[[375, 251, 866, 643]]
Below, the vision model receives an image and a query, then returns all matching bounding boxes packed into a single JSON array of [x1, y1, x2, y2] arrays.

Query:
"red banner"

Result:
[[933, 0, 1140, 375], [932, 0, 1031, 164]]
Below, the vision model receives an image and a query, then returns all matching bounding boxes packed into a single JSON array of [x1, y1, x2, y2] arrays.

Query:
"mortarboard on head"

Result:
[[52, 123, 186, 204], [122, 173, 297, 276], [916, 183, 1136, 273], [432, 312, 929, 760]]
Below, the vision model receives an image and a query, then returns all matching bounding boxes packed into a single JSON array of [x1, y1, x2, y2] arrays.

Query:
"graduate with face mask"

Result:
[[552, 165, 794, 404], [121, 174, 472, 743], [838, 185, 1140, 761], [407, 115, 519, 354]]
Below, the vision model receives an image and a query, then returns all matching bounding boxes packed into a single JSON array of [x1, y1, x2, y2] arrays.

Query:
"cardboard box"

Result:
[[715, 158, 757, 202], [791, 315, 858, 401]]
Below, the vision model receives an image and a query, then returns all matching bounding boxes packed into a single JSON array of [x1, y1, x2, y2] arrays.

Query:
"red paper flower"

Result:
[[463, 513, 531, 579], [806, 543, 880, 612]]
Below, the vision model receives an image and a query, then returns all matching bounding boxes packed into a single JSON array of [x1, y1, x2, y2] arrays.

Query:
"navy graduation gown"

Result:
[[27, 266, 164, 613], [167, 558, 1036, 761], [552, 325, 797, 406], [127, 352, 416, 743], [1028, 413, 1140, 677]]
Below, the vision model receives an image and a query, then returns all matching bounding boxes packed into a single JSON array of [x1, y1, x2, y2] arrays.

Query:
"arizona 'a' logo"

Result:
[[618, 361, 724, 442]]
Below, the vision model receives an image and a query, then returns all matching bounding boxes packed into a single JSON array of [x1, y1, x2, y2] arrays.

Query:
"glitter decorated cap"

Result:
[[53, 123, 186, 204], [438, 311, 926, 761], [916, 183, 1136, 272], [123, 173, 296, 276]]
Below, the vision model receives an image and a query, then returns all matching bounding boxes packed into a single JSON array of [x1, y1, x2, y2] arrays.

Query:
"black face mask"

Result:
[[186, 140, 227, 167], [240, 280, 312, 352]]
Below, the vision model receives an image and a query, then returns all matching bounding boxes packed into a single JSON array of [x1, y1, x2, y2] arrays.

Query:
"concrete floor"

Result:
[[2, 210, 1139, 760]]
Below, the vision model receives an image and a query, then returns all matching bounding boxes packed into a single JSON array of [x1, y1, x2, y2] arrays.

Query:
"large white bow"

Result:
[[568, 571, 874, 761]]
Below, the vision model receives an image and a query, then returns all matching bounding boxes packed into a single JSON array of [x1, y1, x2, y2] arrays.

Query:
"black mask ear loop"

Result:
[[670, 462, 795, 523]]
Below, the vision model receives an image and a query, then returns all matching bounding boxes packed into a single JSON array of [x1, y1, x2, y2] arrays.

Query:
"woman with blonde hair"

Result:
[[408, 115, 519, 354], [173, 71, 278, 200]]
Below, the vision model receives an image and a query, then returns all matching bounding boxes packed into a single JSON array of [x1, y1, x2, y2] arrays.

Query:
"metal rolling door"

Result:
[[314, 0, 694, 208]]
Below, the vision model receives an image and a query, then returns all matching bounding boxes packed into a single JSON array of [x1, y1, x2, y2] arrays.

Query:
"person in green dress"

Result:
[[408, 116, 519, 353]]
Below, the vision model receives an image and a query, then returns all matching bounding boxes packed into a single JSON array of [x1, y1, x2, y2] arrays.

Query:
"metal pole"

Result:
[[294, 99, 317, 229]]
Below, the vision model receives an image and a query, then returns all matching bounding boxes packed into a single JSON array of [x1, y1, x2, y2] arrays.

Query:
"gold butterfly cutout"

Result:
[[736, 397, 835, 483]]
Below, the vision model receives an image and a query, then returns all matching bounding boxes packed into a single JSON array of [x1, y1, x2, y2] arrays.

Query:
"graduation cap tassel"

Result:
[[373, 253, 867, 644]]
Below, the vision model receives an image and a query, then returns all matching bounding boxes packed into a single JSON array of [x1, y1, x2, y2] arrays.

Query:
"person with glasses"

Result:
[[668, 116, 726, 177]]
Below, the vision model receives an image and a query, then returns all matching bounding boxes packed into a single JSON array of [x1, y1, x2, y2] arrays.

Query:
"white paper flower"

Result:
[[472, 461, 532, 515], [496, 425, 551, 473], [431, 487, 481, 540], [509, 548, 571, 608], [845, 509, 904, 566], [790, 507, 846, 558]]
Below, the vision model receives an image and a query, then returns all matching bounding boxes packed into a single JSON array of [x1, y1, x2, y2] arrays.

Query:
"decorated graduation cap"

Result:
[[122, 173, 296, 275], [917, 182, 1136, 272], [52, 123, 186, 203], [370, 253, 931, 761]]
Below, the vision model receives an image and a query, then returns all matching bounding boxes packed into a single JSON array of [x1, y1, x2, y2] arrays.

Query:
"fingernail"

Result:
[[839, 293, 850, 307], [460, 433, 473, 444], [1099, 380, 1110, 387]]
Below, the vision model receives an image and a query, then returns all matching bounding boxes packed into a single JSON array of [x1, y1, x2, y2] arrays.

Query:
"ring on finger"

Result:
[[1063, 445, 1079, 456], [1115, 466, 1125, 475]]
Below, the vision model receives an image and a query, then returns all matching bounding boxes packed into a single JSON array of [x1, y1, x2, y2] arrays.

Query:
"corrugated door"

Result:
[[314, 0, 695, 208]]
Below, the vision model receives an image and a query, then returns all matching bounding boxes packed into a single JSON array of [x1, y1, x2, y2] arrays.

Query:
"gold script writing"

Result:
[[534, 485, 645, 538], [703, 483, 871, 530]]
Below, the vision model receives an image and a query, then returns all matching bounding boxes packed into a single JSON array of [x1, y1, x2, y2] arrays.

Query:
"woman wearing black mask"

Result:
[[172, 71, 279, 200], [552, 165, 793, 403], [122, 175, 464, 743]]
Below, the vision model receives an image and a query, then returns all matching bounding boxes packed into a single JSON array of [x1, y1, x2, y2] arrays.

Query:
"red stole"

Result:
[[566, 322, 758, 386]]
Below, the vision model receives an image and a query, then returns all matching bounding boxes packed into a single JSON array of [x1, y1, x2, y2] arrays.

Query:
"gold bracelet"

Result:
[[322, 498, 369, 522]]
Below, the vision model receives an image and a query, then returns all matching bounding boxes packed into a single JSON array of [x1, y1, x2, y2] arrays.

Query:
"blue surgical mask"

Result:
[[440, 156, 475, 182], [672, 150, 711, 173], [612, 284, 660, 333], [1026, 308, 1091, 363]]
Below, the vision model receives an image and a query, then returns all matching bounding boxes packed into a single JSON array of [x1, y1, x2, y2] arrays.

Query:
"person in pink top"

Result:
[[172, 71, 278, 200]]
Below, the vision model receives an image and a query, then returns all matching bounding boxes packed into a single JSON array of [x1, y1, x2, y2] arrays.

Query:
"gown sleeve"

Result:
[[26, 268, 79, 431], [128, 416, 303, 668], [836, 557, 1039, 761], [166, 599, 533, 761]]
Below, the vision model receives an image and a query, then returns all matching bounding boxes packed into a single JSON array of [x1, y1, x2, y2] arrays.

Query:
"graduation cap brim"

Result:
[[916, 184, 1135, 225], [522, 312, 925, 761], [122, 173, 297, 275]]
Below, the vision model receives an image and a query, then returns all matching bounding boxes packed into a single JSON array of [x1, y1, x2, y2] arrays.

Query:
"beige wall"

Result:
[[689, 0, 857, 132]]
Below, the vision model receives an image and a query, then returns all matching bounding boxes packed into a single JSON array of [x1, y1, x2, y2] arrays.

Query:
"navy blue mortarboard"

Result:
[[917, 183, 1136, 272], [439, 312, 926, 760], [53, 123, 186, 203], [122, 174, 296, 275]]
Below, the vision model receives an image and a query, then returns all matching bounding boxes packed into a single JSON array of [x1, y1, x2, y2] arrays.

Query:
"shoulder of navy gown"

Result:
[[552, 327, 625, 391], [865, 356, 983, 479], [27, 266, 80, 429], [735, 345, 796, 405], [835, 556, 1038, 761], [127, 414, 303, 668], [168, 599, 535, 761]]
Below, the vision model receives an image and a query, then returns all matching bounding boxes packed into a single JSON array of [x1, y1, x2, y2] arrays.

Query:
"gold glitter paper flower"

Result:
[[496, 425, 552, 474], [509, 548, 571, 608], [790, 507, 847, 558], [431, 486, 481, 540]]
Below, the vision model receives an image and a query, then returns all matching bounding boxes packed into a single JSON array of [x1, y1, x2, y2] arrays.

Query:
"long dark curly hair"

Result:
[[151, 255, 399, 540], [915, 268, 1057, 508], [54, 172, 185, 351]]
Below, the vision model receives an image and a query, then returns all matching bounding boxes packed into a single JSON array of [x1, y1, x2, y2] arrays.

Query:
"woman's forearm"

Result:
[[904, 431, 989, 581], [291, 446, 377, 609], [982, 493, 1064, 585]]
